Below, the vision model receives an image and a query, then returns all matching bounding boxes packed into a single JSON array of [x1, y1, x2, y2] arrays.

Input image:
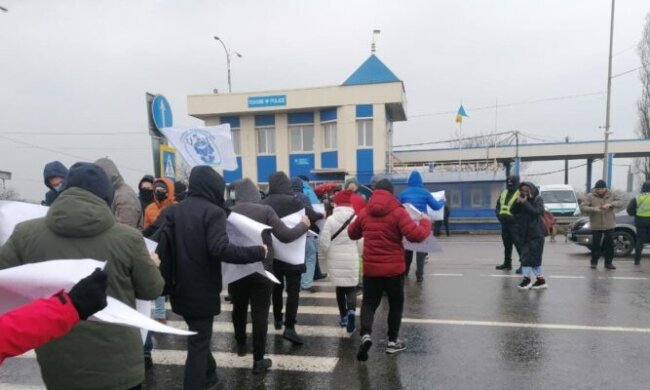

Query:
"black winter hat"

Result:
[[642, 181, 650, 193], [64, 162, 115, 206], [374, 179, 394, 194], [594, 180, 607, 189]]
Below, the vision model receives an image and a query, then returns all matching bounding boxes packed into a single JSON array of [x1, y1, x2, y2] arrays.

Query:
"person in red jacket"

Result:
[[347, 179, 431, 361], [0, 269, 108, 365]]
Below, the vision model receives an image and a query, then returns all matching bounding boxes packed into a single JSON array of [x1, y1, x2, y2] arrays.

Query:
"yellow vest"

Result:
[[637, 194, 650, 217], [499, 190, 519, 216]]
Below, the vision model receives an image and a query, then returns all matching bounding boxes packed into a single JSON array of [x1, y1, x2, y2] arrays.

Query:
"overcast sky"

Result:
[[0, 0, 648, 202]]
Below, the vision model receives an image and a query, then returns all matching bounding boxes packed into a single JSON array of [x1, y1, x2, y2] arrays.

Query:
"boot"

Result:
[[605, 263, 616, 270], [252, 358, 272, 374], [282, 328, 304, 345], [496, 262, 512, 271]]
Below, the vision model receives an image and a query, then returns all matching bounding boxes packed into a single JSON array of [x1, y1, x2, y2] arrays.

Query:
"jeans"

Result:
[[335, 286, 357, 318], [360, 275, 404, 342], [522, 266, 543, 278], [272, 266, 302, 329], [230, 274, 273, 361], [635, 226, 650, 263], [183, 316, 217, 390], [501, 222, 522, 266], [152, 296, 166, 319], [591, 229, 614, 265], [301, 236, 318, 289], [404, 250, 427, 278]]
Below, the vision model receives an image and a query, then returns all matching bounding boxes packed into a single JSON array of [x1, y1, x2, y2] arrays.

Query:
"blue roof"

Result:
[[342, 55, 400, 86]]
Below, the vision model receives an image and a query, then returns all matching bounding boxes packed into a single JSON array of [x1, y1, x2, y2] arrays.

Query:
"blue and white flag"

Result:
[[160, 124, 238, 171]]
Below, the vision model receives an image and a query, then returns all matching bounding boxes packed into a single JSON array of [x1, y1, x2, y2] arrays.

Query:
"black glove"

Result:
[[68, 268, 108, 320]]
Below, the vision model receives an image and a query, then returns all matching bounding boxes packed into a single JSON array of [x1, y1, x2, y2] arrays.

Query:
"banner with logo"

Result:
[[160, 124, 238, 171]]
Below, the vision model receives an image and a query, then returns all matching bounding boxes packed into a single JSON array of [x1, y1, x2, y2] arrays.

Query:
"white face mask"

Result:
[[54, 184, 64, 192]]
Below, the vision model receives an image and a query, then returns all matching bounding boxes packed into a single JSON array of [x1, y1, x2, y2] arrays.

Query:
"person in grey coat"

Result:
[[512, 182, 547, 290], [95, 158, 142, 228]]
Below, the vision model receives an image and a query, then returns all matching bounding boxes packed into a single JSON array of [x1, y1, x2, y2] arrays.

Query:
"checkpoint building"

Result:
[[187, 55, 407, 185]]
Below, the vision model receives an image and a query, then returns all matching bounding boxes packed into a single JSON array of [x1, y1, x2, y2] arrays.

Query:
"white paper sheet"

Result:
[[312, 203, 326, 231], [221, 262, 280, 287], [272, 209, 307, 265], [226, 212, 269, 246], [402, 204, 443, 253], [0, 259, 195, 336], [426, 191, 446, 221], [143, 238, 158, 253], [0, 201, 49, 245]]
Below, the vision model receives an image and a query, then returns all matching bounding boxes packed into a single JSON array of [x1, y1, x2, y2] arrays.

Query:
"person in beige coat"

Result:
[[579, 180, 626, 269], [319, 189, 362, 334]]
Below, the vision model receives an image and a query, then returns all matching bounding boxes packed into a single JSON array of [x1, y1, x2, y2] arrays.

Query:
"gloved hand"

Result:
[[68, 268, 108, 320]]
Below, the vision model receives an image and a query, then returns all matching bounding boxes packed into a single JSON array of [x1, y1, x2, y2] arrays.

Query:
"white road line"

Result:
[[427, 273, 464, 277], [13, 350, 338, 373], [548, 275, 585, 279], [165, 302, 342, 315], [482, 274, 521, 278], [598, 276, 648, 280], [402, 318, 650, 333], [168, 320, 349, 338], [0, 385, 44, 390]]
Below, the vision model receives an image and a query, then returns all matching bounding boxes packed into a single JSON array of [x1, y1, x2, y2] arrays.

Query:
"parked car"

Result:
[[569, 213, 650, 257]]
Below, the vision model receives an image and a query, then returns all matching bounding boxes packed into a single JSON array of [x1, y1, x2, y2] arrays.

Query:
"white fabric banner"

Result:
[[0, 259, 195, 336], [160, 124, 238, 171], [427, 191, 446, 221], [222, 212, 280, 287], [272, 209, 307, 265], [0, 201, 48, 245], [403, 204, 443, 253]]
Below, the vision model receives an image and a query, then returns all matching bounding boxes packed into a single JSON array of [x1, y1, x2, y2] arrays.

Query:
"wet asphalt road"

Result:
[[3, 235, 650, 389]]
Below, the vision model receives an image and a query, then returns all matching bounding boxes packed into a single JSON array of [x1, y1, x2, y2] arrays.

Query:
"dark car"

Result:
[[569, 213, 650, 257]]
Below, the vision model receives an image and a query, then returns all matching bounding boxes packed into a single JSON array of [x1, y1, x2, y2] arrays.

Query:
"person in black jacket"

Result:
[[230, 178, 310, 373], [261, 172, 312, 345], [291, 177, 324, 292], [163, 166, 267, 390], [512, 182, 547, 290], [627, 180, 650, 265], [42, 161, 68, 206]]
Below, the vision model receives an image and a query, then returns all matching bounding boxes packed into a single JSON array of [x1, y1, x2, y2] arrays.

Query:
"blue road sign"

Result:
[[152, 95, 173, 130]]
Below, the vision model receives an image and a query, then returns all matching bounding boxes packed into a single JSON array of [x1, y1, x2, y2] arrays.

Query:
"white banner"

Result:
[[403, 204, 442, 253], [427, 191, 446, 221], [0, 201, 48, 245], [160, 124, 238, 171], [0, 259, 195, 336], [272, 209, 307, 265], [312, 203, 326, 231]]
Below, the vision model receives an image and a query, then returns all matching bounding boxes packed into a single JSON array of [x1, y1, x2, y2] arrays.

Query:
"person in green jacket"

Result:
[[0, 162, 164, 390]]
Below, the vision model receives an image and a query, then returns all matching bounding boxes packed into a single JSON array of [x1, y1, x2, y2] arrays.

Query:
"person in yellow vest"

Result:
[[627, 181, 650, 265], [495, 175, 523, 272]]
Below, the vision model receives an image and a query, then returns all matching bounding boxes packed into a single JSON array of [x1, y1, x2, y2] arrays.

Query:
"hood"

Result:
[[291, 177, 304, 193], [174, 180, 188, 201], [63, 162, 114, 206], [94, 158, 125, 189], [138, 175, 154, 190], [519, 181, 539, 198], [333, 189, 354, 206], [233, 178, 261, 203], [407, 171, 424, 188], [506, 175, 520, 191], [366, 189, 402, 217], [153, 177, 176, 208], [188, 166, 225, 207], [268, 172, 294, 196], [642, 181, 650, 193], [45, 187, 115, 238], [43, 161, 68, 190]]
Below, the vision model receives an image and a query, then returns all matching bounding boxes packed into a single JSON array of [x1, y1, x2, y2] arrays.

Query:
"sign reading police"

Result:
[[247, 95, 287, 108]]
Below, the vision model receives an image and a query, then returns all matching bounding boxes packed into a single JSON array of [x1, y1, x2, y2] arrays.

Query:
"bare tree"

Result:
[[635, 12, 650, 181], [0, 187, 23, 201]]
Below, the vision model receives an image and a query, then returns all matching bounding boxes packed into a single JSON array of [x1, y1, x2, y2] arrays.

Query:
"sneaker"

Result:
[[274, 321, 282, 330], [515, 266, 523, 274], [531, 278, 548, 290], [518, 277, 532, 290], [339, 315, 348, 328], [386, 339, 406, 354], [346, 310, 356, 334], [314, 273, 328, 281], [252, 358, 272, 374], [282, 328, 304, 345], [224, 295, 232, 302], [237, 344, 248, 357], [357, 335, 372, 361], [495, 263, 512, 271], [416, 276, 424, 283], [301, 286, 317, 293], [605, 263, 616, 270]]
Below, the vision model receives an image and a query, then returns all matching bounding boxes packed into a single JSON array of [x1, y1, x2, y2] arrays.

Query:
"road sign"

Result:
[[152, 95, 173, 130], [160, 145, 176, 180]]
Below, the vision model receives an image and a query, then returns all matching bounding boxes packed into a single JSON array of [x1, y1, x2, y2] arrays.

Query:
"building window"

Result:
[[231, 129, 241, 155], [449, 189, 461, 208], [257, 127, 275, 154], [322, 122, 337, 150], [357, 119, 373, 147], [471, 188, 485, 208], [289, 125, 314, 152]]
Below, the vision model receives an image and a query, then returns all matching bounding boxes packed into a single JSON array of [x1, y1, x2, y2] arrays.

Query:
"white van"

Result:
[[539, 184, 580, 216]]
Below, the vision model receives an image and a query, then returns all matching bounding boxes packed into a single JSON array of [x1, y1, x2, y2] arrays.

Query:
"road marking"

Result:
[[312, 281, 333, 287], [13, 350, 338, 373], [166, 302, 342, 315], [427, 273, 464, 277], [167, 320, 349, 338], [548, 275, 585, 279], [482, 274, 521, 278], [598, 276, 648, 280], [402, 318, 650, 333], [0, 385, 44, 390]]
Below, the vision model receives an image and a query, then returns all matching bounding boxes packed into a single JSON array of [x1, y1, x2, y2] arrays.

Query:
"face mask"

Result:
[[53, 184, 64, 192], [155, 191, 168, 202], [139, 188, 154, 203]]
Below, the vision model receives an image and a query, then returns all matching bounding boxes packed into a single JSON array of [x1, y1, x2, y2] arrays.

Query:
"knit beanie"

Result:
[[64, 162, 114, 206], [374, 179, 394, 194], [594, 180, 607, 189]]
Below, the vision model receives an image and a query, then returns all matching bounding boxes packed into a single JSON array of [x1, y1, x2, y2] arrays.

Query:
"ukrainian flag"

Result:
[[456, 105, 469, 123]]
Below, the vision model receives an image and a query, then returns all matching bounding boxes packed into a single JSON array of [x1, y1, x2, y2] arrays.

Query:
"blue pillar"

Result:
[[606, 153, 614, 188], [514, 157, 521, 176], [586, 158, 593, 193]]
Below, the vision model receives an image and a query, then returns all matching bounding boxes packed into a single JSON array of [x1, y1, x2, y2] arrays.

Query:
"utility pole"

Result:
[[564, 136, 569, 184], [514, 131, 520, 176], [602, 0, 615, 184], [214, 36, 242, 93]]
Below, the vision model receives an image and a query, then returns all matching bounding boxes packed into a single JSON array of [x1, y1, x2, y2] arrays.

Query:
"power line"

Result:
[[611, 66, 643, 79]]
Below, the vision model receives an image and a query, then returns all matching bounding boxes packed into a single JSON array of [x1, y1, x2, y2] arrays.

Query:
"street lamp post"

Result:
[[213, 36, 242, 93], [602, 0, 615, 185]]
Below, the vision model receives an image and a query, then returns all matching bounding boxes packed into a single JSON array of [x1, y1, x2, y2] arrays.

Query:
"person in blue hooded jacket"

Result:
[[398, 171, 444, 282], [42, 161, 68, 206]]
